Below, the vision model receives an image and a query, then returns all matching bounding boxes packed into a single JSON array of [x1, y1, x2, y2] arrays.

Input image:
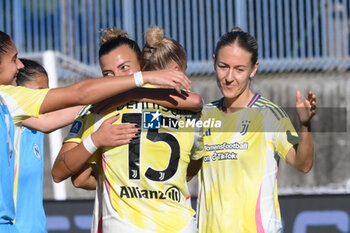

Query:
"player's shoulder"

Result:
[[203, 98, 224, 111], [76, 104, 93, 118], [0, 84, 47, 94], [0, 84, 18, 91], [69, 105, 98, 135], [206, 98, 223, 107], [250, 95, 288, 121], [200, 98, 223, 116], [0, 85, 22, 99]]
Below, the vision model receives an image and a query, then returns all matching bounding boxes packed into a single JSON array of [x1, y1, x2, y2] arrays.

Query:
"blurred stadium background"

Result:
[[1, 0, 350, 232]]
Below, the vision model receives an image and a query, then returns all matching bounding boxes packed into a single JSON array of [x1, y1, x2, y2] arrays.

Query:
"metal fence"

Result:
[[1, 0, 350, 75]]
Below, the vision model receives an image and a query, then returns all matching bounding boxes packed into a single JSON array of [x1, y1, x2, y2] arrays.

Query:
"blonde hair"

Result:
[[99, 27, 129, 46], [141, 25, 186, 71], [231, 26, 243, 32]]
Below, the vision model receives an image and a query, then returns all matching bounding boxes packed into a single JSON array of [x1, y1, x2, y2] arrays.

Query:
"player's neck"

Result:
[[223, 90, 254, 113]]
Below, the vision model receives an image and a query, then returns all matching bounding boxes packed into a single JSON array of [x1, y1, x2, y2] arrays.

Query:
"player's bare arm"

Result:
[[39, 70, 191, 114], [91, 88, 203, 114], [22, 106, 83, 133], [186, 158, 203, 181], [286, 91, 317, 173], [71, 164, 97, 190]]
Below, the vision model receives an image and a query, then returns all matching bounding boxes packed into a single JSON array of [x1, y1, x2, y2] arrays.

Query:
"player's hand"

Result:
[[142, 69, 191, 93], [91, 114, 140, 147], [295, 90, 317, 126]]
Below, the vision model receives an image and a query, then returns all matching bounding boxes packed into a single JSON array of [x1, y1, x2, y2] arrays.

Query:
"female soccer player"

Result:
[[192, 28, 316, 233], [52, 27, 202, 184], [0, 29, 192, 232], [53, 28, 199, 232], [54, 26, 204, 233], [0, 95, 15, 233], [14, 58, 97, 233], [14, 59, 52, 233]]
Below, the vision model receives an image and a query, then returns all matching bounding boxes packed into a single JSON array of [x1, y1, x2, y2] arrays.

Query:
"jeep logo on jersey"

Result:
[[70, 120, 82, 134], [143, 111, 161, 129], [33, 144, 41, 159]]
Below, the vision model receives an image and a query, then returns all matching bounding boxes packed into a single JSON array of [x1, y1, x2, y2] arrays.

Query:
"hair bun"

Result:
[[100, 27, 129, 46], [231, 27, 243, 32], [145, 25, 164, 47]]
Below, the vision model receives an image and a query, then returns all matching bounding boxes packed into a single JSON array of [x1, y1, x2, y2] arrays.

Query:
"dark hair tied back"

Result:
[[0, 30, 12, 63], [98, 27, 141, 64], [16, 58, 47, 86], [214, 27, 258, 66]]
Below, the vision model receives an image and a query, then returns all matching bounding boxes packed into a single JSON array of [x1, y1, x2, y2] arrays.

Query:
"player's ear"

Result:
[[168, 62, 180, 71], [250, 62, 259, 78]]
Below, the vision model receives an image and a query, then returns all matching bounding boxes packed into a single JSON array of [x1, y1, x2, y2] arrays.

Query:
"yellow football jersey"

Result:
[[65, 102, 204, 233], [0, 85, 48, 124], [196, 94, 299, 233]]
